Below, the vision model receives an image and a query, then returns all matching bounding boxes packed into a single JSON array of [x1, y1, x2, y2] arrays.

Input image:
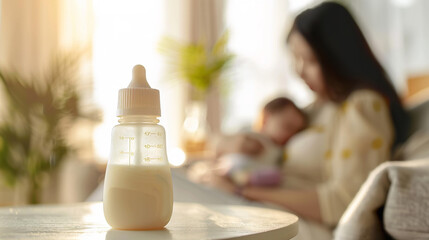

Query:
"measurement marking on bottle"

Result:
[[144, 132, 163, 137], [144, 144, 164, 149], [144, 157, 163, 162], [120, 151, 135, 156], [119, 136, 135, 163], [119, 136, 135, 140]]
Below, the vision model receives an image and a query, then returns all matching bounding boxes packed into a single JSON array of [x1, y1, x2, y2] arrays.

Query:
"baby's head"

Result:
[[258, 97, 306, 145]]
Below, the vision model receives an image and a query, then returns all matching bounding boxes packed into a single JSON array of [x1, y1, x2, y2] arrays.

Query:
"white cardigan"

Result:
[[283, 89, 394, 226]]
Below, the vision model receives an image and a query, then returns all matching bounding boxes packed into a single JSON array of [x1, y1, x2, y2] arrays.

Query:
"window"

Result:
[[92, 0, 166, 161], [223, 0, 314, 133]]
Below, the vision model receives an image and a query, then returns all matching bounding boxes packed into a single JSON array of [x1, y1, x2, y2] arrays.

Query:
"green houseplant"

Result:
[[158, 31, 234, 100], [159, 32, 234, 155], [0, 53, 99, 204]]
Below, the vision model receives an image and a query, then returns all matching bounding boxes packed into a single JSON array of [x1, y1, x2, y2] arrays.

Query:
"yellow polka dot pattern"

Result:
[[310, 125, 325, 133], [342, 149, 352, 160], [373, 100, 381, 112], [324, 150, 332, 161], [341, 102, 348, 113], [372, 138, 383, 149], [283, 151, 288, 162]]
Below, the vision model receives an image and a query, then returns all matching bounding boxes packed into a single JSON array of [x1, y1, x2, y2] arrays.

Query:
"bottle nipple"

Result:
[[128, 65, 151, 88], [116, 64, 161, 117]]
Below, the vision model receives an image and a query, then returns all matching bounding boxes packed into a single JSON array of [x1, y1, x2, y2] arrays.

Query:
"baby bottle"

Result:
[[103, 65, 173, 230]]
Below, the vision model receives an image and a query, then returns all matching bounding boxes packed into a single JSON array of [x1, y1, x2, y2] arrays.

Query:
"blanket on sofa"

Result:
[[334, 159, 429, 240]]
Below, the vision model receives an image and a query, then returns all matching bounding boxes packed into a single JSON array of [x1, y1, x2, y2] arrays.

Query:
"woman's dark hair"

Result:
[[287, 1, 409, 148]]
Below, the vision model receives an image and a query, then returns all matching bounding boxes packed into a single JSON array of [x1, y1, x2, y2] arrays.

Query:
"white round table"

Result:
[[0, 202, 298, 240]]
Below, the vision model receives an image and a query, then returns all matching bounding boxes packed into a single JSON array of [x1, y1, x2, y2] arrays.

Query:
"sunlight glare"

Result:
[[168, 147, 186, 167]]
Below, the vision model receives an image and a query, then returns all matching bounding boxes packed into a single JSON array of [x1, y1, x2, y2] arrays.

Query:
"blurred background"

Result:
[[0, 0, 428, 205]]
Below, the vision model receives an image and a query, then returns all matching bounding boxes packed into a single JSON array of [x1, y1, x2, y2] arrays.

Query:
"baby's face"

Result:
[[262, 106, 305, 145]]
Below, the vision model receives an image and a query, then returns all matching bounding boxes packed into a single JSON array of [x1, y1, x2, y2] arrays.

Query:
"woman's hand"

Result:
[[187, 161, 237, 193], [207, 173, 236, 193]]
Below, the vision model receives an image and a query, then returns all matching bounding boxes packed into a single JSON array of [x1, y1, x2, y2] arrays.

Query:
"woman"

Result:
[[236, 1, 409, 238]]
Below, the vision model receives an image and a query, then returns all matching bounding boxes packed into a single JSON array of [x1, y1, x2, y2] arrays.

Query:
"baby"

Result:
[[215, 97, 306, 187]]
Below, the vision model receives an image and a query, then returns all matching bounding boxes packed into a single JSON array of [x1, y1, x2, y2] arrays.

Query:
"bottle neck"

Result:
[[118, 115, 160, 124]]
